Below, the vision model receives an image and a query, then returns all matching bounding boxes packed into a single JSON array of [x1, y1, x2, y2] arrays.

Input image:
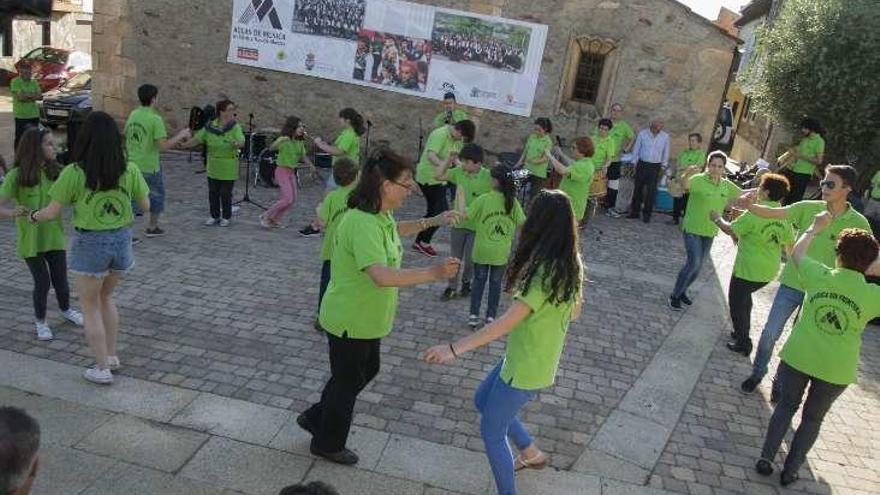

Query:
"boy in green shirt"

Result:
[[10, 63, 41, 148], [668, 133, 706, 225], [124, 84, 191, 237], [436, 143, 493, 300], [432, 92, 470, 129], [782, 117, 824, 204]]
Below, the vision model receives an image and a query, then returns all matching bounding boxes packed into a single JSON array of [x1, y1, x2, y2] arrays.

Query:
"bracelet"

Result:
[[29, 210, 38, 223], [449, 343, 457, 358]]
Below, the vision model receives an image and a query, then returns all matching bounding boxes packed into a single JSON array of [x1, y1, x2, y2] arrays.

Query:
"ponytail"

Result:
[[340, 108, 366, 136], [492, 165, 516, 214], [347, 147, 413, 213]]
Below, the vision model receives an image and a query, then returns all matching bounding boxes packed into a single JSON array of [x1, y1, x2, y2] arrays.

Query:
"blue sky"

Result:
[[678, 0, 751, 20]]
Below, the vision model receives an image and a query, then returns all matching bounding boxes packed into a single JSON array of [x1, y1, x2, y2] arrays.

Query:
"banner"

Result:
[[227, 0, 549, 117]]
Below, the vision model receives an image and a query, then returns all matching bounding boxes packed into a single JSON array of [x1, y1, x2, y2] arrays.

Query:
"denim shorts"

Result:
[[139, 170, 165, 214], [68, 227, 134, 278]]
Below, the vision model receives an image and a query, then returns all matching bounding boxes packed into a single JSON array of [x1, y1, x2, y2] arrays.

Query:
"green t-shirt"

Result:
[[591, 134, 615, 169], [49, 163, 150, 231], [10, 77, 40, 119], [194, 121, 245, 181], [791, 134, 825, 176], [469, 191, 526, 266], [276, 137, 307, 169], [125, 107, 168, 174], [317, 184, 353, 261], [608, 120, 635, 160], [447, 166, 492, 231], [780, 257, 880, 385], [675, 149, 706, 178], [871, 170, 880, 200], [730, 201, 794, 283], [778, 201, 872, 291], [559, 157, 595, 220], [681, 174, 742, 237], [417, 125, 461, 186], [0, 168, 66, 258], [500, 270, 579, 390], [432, 108, 469, 129], [333, 127, 360, 166], [319, 209, 402, 339], [523, 133, 553, 179]]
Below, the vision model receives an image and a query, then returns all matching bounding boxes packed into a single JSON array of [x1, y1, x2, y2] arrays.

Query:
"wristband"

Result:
[[449, 343, 457, 358], [29, 210, 38, 223]]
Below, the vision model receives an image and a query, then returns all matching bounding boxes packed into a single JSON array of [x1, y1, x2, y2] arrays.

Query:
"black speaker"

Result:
[[0, 0, 53, 17]]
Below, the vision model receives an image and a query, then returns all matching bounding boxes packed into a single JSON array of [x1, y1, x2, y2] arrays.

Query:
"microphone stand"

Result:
[[364, 119, 374, 166], [233, 112, 266, 210], [417, 117, 424, 158]]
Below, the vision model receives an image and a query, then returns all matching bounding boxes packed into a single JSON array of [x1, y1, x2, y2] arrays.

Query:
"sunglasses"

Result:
[[819, 180, 838, 190]]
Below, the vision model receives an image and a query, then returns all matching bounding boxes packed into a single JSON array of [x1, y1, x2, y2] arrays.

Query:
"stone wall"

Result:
[[93, 0, 737, 158]]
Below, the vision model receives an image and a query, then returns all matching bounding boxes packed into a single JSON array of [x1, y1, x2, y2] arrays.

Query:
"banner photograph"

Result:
[[227, 0, 549, 116]]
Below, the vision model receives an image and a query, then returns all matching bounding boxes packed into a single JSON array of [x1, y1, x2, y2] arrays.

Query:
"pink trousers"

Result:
[[266, 166, 297, 222]]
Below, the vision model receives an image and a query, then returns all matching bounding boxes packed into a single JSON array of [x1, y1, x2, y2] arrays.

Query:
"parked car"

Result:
[[38, 71, 91, 127], [710, 103, 736, 153], [12, 47, 92, 92]]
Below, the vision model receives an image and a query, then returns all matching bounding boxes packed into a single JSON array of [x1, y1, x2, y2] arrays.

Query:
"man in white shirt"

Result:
[[628, 118, 670, 223]]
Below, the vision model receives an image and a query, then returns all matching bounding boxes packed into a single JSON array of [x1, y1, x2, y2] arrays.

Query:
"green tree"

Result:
[[745, 0, 880, 180]]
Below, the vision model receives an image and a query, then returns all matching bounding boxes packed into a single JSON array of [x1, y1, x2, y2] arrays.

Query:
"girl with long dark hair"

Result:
[[424, 190, 584, 495], [298, 148, 460, 466], [262, 116, 314, 228], [467, 165, 526, 327], [29, 111, 150, 385], [313, 108, 364, 184], [546, 136, 596, 226], [0, 128, 83, 341], [180, 99, 245, 226]]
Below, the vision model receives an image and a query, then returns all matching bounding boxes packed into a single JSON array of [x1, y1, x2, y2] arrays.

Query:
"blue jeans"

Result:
[[471, 264, 505, 319], [476, 362, 535, 495], [68, 227, 134, 279], [672, 232, 714, 299], [751, 284, 804, 383], [132, 170, 165, 215]]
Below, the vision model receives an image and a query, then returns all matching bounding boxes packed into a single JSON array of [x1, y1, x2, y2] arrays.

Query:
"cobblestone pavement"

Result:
[[1, 152, 878, 494]]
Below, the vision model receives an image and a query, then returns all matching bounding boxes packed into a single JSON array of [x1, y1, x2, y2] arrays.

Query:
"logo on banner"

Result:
[[238, 0, 283, 30], [470, 87, 498, 99], [237, 47, 259, 61]]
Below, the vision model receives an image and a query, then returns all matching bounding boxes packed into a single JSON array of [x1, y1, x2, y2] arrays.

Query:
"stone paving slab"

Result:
[[270, 420, 390, 470], [376, 434, 493, 494], [76, 414, 209, 472], [305, 462, 425, 495], [0, 386, 114, 448], [31, 444, 116, 495], [170, 393, 291, 445], [81, 462, 243, 495]]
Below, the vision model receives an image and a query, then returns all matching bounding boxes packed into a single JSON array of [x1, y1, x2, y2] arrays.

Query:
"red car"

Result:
[[12, 47, 92, 92]]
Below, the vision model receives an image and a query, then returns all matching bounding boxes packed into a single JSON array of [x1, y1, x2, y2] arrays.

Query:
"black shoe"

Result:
[[726, 341, 752, 356], [755, 458, 774, 476], [459, 283, 471, 298], [299, 225, 321, 237], [770, 387, 780, 404], [144, 227, 166, 238], [131, 237, 142, 245], [310, 445, 359, 465], [441, 287, 458, 301], [668, 297, 683, 311], [780, 469, 799, 486], [296, 413, 316, 436], [680, 294, 693, 306], [642, 216, 651, 223], [741, 376, 759, 394], [667, 218, 680, 226]]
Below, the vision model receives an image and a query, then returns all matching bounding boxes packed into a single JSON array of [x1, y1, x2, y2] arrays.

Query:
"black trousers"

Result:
[[604, 161, 622, 209], [526, 175, 546, 208], [629, 161, 662, 219], [14, 118, 40, 149], [672, 194, 689, 221], [783, 170, 811, 205], [304, 332, 381, 452], [24, 250, 70, 321], [208, 178, 235, 220], [728, 276, 768, 349], [760, 362, 847, 474], [415, 183, 448, 244]]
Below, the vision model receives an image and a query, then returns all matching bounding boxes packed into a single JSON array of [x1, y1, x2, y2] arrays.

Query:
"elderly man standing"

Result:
[[0, 407, 41, 495], [628, 118, 670, 223]]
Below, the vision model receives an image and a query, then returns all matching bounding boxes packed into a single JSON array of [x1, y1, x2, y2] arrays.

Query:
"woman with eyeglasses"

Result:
[[738, 165, 872, 398], [261, 116, 314, 229], [180, 99, 245, 227], [297, 149, 460, 466], [668, 151, 742, 311]]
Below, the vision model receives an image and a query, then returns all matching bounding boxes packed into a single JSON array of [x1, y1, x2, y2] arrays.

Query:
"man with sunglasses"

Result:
[[739, 165, 872, 399]]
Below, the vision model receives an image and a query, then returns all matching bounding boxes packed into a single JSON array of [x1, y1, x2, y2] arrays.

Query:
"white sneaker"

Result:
[[61, 308, 84, 326], [204, 218, 218, 226], [35, 321, 53, 341], [106, 356, 121, 371], [219, 218, 231, 227], [83, 366, 113, 385], [231, 205, 241, 215]]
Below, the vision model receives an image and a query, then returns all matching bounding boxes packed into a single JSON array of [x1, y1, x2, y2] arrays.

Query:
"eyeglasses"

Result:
[[819, 180, 837, 190], [390, 179, 415, 190]]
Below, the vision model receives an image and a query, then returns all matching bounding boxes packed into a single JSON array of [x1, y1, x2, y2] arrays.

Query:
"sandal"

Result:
[[514, 452, 549, 472]]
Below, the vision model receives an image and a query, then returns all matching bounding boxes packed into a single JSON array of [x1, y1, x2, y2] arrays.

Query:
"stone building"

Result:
[[0, 0, 93, 71], [92, 0, 738, 158]]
